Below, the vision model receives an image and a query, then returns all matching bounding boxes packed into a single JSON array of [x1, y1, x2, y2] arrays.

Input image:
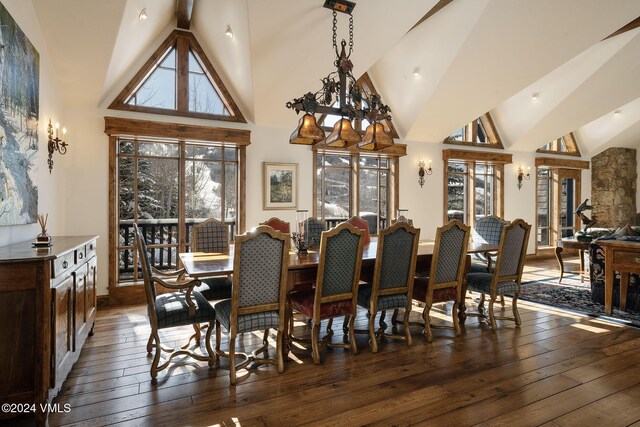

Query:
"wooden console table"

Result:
[[0, 236, 98, 426], [555, 237, 592, 283], [599, 239, 640, 316]]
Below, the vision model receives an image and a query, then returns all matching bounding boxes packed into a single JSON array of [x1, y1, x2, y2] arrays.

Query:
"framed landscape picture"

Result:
[[263, 162, 297, 210]]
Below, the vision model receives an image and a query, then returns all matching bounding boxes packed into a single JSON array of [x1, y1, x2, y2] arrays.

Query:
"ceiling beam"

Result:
[[409, 0, 453, 32], [604, 16, 640, 40], [176, 0, 194, 30]]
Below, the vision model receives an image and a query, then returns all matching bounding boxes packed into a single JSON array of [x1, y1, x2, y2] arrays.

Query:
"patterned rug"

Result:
[[519, 275, 640, 328]]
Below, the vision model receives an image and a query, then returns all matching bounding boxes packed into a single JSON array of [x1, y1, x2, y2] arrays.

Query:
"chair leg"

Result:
[[276, 329, 284, 374], [193, 324, 201, 345], [349, 314, 358, 356], [342, 315, 349, 334], [500, 295, 505, 307], [512, 294, 521, 327], [150, 331, 162, 379], [452, 300, 461, 336], [368, 311, 378, 353], [205, 322, 216, 367], [488, 298, 497, 331], [311, 322, 321, 365], [229, 335, 237, 385], [478, 293, 486, 314], [146, 334, 154, 354], [379, 310, 387, 332], [423, 304, 433, 342], [403, 307, 412, 346], [215, 320, 222, 354], [391, 308, 400, 327]]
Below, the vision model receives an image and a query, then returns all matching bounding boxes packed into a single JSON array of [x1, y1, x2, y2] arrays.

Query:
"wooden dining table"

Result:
[[179, 238, 499, 323]]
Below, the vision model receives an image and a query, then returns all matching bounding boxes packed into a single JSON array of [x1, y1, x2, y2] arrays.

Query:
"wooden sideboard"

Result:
[[0, 235, 98, 426], [599, 239, 640, 316]]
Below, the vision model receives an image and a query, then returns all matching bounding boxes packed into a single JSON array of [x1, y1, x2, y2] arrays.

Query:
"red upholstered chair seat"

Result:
[[260, 218, 291, 234], [288, 289, 355, 320], [412, 277, 459, 304]]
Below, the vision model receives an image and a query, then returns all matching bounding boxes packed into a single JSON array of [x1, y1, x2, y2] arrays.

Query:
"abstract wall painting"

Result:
[[0, 1, 40, 226]]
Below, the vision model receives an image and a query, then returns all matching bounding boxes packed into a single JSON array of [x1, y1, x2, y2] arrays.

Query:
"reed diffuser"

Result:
[[36, 213, 50, 244]]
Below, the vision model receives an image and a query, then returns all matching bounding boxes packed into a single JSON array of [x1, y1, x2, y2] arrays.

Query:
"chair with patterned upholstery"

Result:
[[356, 222, 420, 352], [469, 215, 507, 273], [347, 216, 371, 246], [391, 215, 414, 226], [465, 219, 531, 331], [192, 218, 232, 301], [288, 222, 365, 364], [404, 220, 470, 342], [213, 225, 290, 384], [302, 217, 326, 249], [360, 213, 379, 235], [260, 217, 291, 234], [134, 224, 216, 380]]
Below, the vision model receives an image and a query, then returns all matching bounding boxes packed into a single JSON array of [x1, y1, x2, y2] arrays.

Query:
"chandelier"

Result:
[[286, 0, 394, 151]]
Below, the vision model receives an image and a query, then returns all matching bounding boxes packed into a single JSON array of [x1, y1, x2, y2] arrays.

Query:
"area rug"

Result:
[[519, 275, 640, 328]]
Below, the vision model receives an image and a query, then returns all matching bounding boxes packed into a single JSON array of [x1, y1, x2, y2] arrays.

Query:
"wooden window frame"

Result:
[[105, 117, 249, 302], [442, 149, 511, 227], [537, 132, 582, 157], [443, 113, 504, 149], [109, 29, 246, 123]]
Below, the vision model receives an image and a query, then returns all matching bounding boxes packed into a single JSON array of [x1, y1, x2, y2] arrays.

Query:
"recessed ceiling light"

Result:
[[138, 8, 148, 21], [225, 25, 233, 38], [531, 92, 539, 101], [412, 67, 421, 78], [614, 109, 622, 116]]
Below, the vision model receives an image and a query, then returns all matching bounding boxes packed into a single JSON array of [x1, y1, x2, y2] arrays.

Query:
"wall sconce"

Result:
[[47, 119, 68, 173], [517, 165, 530, 190], [418, 160, 432, 188]]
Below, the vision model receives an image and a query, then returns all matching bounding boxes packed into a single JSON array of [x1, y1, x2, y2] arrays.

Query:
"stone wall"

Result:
[[591, 147, 637, 227]]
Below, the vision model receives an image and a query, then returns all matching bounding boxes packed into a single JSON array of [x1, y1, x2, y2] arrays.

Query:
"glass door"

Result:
[[554, 169, 581, 243]]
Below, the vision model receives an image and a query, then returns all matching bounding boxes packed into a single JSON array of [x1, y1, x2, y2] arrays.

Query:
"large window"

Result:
[[114, 137, 239, 284], [444, 113, 504, 149], [536, 168, 552, 246], [443, 149, 508, 229], [314, 152, 395, 234]]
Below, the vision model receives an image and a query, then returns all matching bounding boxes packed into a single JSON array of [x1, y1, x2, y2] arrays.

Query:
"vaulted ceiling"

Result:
[[33, 0, 640, 157]]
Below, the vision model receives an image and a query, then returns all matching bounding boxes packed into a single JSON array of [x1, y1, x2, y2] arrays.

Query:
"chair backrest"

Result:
[[429, 220, 471, 287], [193, 218, 229, 253], [260, 217, 291, 234], [494, 219, 531, 281], [360, 213, 378, 235], [315, 222, 364, 302], [347, 216, 371, 245], [303, 217, 326, 248], [373, 222, 420, 298], [133, 224, 158, 322], [232, 226, 290, 320], [392, 216, 414, 226], [473, 215, 507, 245]]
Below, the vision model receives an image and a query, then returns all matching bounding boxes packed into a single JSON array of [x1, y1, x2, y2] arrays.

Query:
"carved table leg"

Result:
[[555, 246, 565, 283]]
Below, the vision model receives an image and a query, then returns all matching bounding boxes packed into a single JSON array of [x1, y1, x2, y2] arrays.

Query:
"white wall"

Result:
[[0, 0, 66, 247]]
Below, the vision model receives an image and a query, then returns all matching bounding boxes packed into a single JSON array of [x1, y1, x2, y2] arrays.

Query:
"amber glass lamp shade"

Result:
[[358, 122, 393, 151], [289, 113, 325, 145], [325, 118, 361, 148]]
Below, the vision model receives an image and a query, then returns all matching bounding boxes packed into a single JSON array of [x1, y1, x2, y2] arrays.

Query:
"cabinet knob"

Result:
[[79, 253, 84, 260], [90, 244, 94, 250], [62, 260, 68, 268]]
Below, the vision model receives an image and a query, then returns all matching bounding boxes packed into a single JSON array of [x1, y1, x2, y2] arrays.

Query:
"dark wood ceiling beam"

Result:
[[176, 0, 194, 30], [604, 16, 640, 40], [409, 0, 453, 33]]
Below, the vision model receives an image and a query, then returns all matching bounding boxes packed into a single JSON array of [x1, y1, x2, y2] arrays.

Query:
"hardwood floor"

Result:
[[45, 256, 640, 426]]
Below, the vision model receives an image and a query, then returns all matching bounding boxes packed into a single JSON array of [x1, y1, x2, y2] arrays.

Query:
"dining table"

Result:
[[179, 237, 499, 324]]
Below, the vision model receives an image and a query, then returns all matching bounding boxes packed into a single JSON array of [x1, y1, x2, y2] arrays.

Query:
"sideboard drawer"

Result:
[[52, 251, 76, 279], [613, 251, 640, 266]]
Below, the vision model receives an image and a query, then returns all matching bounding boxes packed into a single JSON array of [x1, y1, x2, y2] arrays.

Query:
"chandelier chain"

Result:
[[332, 11, 337, 50], [348, 14, 354, 55]]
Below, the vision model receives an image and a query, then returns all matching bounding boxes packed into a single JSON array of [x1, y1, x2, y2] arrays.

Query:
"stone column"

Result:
[[591, 147, 637, 227]]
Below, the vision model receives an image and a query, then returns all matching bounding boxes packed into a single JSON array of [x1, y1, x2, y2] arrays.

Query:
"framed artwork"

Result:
[[0, 2, 40, 226], [263, 162, 297, 210]]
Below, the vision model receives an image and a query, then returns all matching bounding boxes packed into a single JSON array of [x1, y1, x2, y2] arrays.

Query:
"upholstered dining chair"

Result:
[[302, 217, 326, 248], [404, 220, 470, 342], [469, 215, 508, 273], [192, 218, 232, 301], [347, 216, 371, 246], [465, 219, 531, 331], [134, 224, 216, 379], [356, 222, 420, 352], [213, 225, 290, 385], [260, 217, 291, 234], [288, 222, 365, 364]]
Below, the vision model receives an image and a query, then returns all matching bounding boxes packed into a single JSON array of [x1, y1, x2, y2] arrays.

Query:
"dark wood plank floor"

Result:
[[47, 257, 640, 426]]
